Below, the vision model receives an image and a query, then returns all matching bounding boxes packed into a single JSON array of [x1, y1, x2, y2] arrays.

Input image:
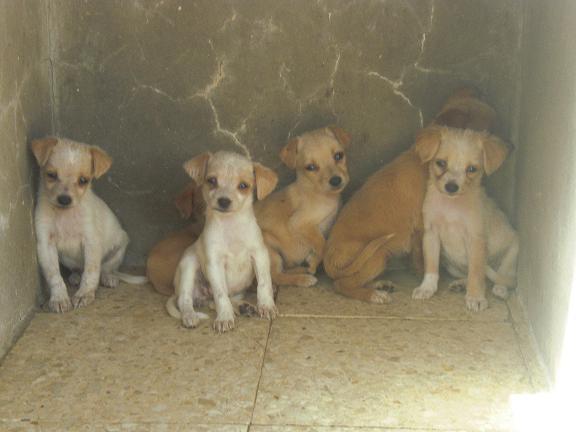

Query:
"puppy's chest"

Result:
[[51, 211, 86, 259], [426, 198, 471, 264], [297, 199, 339, 236]]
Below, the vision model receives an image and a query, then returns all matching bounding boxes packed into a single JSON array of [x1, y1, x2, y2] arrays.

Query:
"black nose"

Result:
[[445, 182, 459, 194], [217, 197, 231, 209], [329, 176, 342, 187], [57, 194, 72, 206]]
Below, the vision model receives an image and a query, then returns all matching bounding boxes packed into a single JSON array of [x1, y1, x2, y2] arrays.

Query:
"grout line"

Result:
[[278, 313, 508, 323], [248, 316, 273, 427]]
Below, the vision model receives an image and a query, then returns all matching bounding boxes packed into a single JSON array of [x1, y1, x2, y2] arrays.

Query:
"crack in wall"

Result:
[[44, 0, 57, 134]]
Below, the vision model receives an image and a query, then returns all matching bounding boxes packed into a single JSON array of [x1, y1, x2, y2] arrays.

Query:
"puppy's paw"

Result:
[[68, 272, 82, 287], [48, 296, 73, 313], [412, 284, 436, 300], [465, 295, 488, 312], [213, 318, 235, 334], [369, 289, 391, 304], [294, 274, 318, 288], [237, 301, 259, 317], [72, 291, 96, 309], [448, 279, 467, 293], [100, 273, 119, 288], [181, 311, 207, 329], [367, 279, 396, 293], [492, 284, 509, 299], [258, 302, 278, 320]]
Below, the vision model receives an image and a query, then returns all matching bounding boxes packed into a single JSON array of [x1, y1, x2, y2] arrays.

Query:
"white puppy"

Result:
[[166, 151, 279, 333], [412, 127, 519, 311], [31, 137, 146, 313]]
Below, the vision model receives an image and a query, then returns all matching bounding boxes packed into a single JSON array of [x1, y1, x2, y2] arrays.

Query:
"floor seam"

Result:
[[248, 317, 273, 428]]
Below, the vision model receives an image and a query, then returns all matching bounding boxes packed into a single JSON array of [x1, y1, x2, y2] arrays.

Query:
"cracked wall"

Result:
[[48, 0, 523, 264], [0, 1, 52, 358]]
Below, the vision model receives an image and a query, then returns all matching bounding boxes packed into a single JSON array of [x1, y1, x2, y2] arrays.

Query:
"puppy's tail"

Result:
[[327, 233, 395, 279], [113, 271, 148, 285], [165, 295, 209, 321]]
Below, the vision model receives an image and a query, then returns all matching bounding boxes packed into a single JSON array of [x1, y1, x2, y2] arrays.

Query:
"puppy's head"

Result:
[[280, 126, 350, 194], [415, 126, 509, 197], [31, 137, 112, 209], [183, 151, 277, 215]]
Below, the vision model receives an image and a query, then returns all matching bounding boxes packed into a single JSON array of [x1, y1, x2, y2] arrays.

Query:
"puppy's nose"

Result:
[[445, 182, 459, 194], [217, 197, 231, 210], [57, 194, 72, 207], [329, 176, 342, 187]]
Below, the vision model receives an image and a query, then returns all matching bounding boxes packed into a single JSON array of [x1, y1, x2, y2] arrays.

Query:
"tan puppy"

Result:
[[166, 151, 278, 333], [146, 182, 204, 296], [255, 126, 350, 287], [32, 137, 146, 313], [412, 127, 517, 311], [324, 89, 496, 303]]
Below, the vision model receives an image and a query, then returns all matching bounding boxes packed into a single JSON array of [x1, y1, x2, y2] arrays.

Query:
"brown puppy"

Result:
[[323, 89, 497, 303], [146, 182, 205, 296], [255, 126, 350, 287]]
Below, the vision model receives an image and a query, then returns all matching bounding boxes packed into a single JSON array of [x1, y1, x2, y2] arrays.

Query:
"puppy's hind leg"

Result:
[[490, 234, 519, 299], [100, 233, 128, 288], [174, 253, 206, 328], [268, 246, 317, 288]]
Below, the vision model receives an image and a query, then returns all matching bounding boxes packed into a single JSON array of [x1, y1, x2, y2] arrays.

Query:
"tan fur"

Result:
[[255, 126, 350, 288], [32, 137, 145, 313], [324, 88, 497, 303]]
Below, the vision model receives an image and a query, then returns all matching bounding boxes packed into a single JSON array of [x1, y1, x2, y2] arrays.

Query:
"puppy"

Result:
[[146, 182, 204, 296], [254, 126, 350, 287], [412, 127, 518, 311], [31, 137, 146, 313], [166, 151, 278, 333], [324, 89, 496, 303]]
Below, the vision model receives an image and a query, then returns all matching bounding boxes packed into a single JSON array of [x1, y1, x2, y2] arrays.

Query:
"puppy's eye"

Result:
[[435, 159, 447, 169], [46, 171, 58, 180], [466, 165, 478, 174], [206, 177, 218, 187], [305, 163, 318, 172], [238, 182, 249, 190], [78, 176, 90, 186], [334, 152, 344, 162]]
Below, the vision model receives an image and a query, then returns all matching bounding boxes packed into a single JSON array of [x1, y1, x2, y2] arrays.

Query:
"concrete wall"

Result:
[[516, 0, 576, 380], [47, 0, 523, 264], [0, 0, 52, 358]]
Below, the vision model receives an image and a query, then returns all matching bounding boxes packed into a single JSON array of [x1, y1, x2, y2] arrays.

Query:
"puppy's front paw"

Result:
[[72, 291, 96, 309], [213, 318, 235, 334], [369, 290, 391, 304], [48, 296, 73, 313], [465, 295, 488, 312], [100, 273, 119, 288], [181, 311, 205, 329], [412, 284, 436, 300], [258, 302, 278, 320], [367, 279, 396, 293], [492, 284, 509, 299]]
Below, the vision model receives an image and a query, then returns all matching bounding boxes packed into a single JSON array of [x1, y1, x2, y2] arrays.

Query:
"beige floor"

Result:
[[0, 270, 548, 432]]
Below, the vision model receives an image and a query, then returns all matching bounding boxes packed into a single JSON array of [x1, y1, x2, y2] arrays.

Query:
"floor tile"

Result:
[[252, 317, 535, 430], [277, 271, 509, 322], [0, 283, 268, 426]]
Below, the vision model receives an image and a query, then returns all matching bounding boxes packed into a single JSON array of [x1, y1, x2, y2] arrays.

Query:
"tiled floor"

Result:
[[0, 270, 547, 431]]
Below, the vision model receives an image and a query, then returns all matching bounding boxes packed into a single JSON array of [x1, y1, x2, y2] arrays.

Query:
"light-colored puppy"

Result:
[[166, 151, 278, 333], [31, 137, 146, 313], [255, 126, 350, 287], [412, 127, 518, 311]]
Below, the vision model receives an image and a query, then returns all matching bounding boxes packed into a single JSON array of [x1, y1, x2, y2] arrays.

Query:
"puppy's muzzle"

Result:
[[217, 197, 231, 211], [444, 182, 459, 195], [56, 194, 72, 207]]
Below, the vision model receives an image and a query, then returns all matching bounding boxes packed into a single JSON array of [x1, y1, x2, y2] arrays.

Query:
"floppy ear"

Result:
[[280, 137, 299, 169], [482, 134, 509, 175], [174, 182, 197, 219], [327, 125, 351, 148], [253, 163, 278, 201], [30, 137, 58, 166], [90, 146, 112, 178], [183, 152, 211, 184], [414, 127, 442, 163]]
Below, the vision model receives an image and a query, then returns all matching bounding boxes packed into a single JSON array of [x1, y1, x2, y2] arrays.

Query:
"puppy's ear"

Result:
[[254, 163, 278, 201], [183, 152, 212, 184], [280, 138, 299, 169], [482, 134, 509, 175], [327, 126, 351, 148], [174, 182, 197, 219], [31, 137, 58, 166], [414, 127, 442, 163], [90, 146, 112, 178]]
